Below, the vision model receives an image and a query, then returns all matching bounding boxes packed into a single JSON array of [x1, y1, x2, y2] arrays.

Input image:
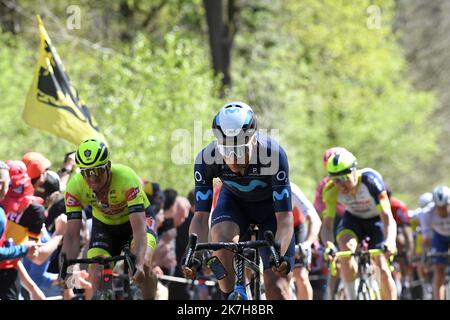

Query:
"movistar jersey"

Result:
[[65, 164, 149, 225], [323, 168, 390, 219], [194, 133, 291, 213]]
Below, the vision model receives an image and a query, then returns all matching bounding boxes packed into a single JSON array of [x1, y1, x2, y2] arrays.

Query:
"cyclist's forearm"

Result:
[[189, 211, 210, 243], [62, 219, 82, 259], [129, 212, 148, 267], [320, 217, 334, 245], [275, 212, 294, 256], [305, 214, 322, 244], [62, 227, 81, 259], [380, 211, 397, 244], [134, 235, 147, 267]]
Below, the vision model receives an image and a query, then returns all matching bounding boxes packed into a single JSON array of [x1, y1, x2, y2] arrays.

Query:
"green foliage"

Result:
[[0, 33, 72, 165], [0, 0, 442, 206], [229, 0, 439, 204], [62, 31, 221, 193]]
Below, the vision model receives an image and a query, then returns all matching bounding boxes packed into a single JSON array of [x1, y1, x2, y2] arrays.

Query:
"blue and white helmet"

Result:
[[432, 185, 450, 207], [212, 101, 257, 143], [418, 192, 433, 208]]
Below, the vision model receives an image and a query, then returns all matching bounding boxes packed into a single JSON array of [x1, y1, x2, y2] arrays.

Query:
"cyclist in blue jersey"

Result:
[[183, 101, 294, 300]]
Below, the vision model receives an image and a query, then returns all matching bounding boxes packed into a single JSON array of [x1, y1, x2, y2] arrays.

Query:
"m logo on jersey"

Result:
[[65, 193, 80, 207], [125, 187, 140, 201]]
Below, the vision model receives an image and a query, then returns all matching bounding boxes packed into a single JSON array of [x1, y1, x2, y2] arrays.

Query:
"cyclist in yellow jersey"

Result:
[[61, 139, 157, 299], [321, 150, 397, 300]]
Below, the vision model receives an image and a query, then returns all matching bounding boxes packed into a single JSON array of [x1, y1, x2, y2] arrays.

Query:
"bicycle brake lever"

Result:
[[124, 250, 136, 276], [185, 233, 198, 268], [59, 253, 68, 280], [264, 230, 280, 268]]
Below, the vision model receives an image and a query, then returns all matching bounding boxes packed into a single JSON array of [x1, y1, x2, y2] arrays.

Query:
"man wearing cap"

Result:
[[0, 160, 46, 299], [22, 152, 51, 190], [0, 161, 41, 262]]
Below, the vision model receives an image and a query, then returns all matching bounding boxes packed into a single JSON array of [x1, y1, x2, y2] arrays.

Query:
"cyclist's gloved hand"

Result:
[[323, 241, 337, 262], [133, 264, 146, 284], [270, 255, 291, 276], [182, 252, 203, 280], [382, 240, 397, 256]]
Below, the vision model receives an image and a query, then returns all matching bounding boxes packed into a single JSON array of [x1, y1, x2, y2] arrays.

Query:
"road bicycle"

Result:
[[60, 243, 139, 300], [325, 237, 393, 300], [184, 230, 280, 300]]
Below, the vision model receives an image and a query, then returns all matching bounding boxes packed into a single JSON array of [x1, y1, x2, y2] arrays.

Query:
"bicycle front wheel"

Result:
[[357, 281, 372, 300], [93, 289, 114, 300]]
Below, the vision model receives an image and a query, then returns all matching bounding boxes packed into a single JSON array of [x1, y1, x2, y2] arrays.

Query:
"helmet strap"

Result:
[[92, 164, 112, 202]]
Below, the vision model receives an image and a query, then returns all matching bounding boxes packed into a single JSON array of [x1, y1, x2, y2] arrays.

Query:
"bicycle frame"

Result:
[[60, 244, 136, 300], [185, 230, 280, 300], [326, 240, 391, 300]]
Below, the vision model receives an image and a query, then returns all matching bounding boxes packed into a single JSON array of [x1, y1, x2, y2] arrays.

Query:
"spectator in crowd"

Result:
[[21, 152, 51, 190], [169, 193, 193, 299], [1, 161, 41, 262], [57, 151, 76, 191]]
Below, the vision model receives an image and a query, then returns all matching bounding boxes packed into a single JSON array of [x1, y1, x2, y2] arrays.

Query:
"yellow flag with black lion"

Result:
[[23, 15, 106, 146]]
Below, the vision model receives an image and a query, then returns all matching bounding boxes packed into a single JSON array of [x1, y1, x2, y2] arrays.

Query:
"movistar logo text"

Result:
[[273, 188, 290, 201], [196, 190, 213, 201]]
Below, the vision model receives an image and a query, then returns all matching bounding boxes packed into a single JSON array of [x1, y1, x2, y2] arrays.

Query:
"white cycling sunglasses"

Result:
[[216, 141, 252, 158]]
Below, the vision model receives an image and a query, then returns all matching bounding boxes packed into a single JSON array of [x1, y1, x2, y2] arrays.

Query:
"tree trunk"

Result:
[[203, 0, 238, 96], [0, 0, 20, 34]]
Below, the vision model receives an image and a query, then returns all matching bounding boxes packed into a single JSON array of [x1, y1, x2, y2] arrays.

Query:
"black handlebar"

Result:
[[184, 233, 198, 268], [264, 230, 280, 268], [59, 248, 136, 280]]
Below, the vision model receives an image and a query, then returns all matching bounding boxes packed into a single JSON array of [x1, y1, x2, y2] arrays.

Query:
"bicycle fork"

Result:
[[231, 249, 248, 300]]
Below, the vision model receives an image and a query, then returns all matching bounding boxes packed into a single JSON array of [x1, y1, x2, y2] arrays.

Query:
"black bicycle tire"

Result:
[[357, 280, 372, 300]]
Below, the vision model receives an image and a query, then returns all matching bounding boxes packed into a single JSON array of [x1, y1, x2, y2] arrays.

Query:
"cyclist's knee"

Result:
[[337, 234, 357, 252], [210, 221, 239, 242]]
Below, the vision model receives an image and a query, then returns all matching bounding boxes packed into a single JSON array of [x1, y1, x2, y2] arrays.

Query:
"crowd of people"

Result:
[[0, 101, 449, 300]]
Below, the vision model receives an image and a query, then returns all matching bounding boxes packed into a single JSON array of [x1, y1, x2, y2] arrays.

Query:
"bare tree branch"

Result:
[[141, 0, 169, 29]]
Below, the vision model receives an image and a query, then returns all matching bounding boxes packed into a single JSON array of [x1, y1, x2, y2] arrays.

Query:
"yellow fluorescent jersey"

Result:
[[322, 168, 391, 219], [64, 164, 149, 225]]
